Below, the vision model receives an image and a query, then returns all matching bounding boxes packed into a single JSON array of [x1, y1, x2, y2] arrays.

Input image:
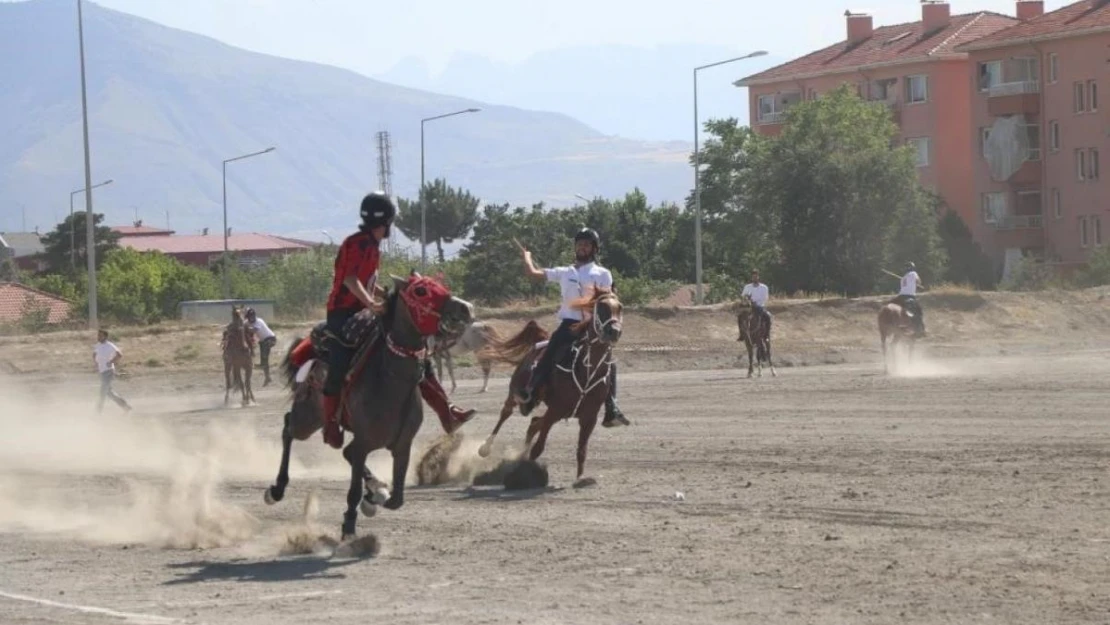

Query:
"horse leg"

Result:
[[528, 411, 555, 462], [445, 351, 456, 395], [265, 410, 295, 505], [478, 395, 517, 458], [342, 444, 388, 513], [224, 360, 232, 406], [765, 337, 777, 377], [341, 443, 368, 540], [745, 339, 755, 379], [575, 411, 599, 480], [246, 362, 255, 405], [479, 359, 491, 393], [382, 444, 411, 511]]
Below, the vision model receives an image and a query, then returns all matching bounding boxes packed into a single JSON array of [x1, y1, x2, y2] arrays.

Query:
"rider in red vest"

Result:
[[321, 192, 475, 449]]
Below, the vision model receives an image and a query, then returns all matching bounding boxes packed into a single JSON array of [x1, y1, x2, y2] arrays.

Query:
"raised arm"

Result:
[[516, 238, 546, 281]]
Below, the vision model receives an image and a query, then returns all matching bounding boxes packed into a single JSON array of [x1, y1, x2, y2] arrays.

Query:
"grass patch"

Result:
[[173, 344, 201, 362], [144, 357, 164, 368]]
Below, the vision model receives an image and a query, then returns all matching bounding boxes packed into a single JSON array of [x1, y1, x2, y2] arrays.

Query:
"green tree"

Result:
[[38, 212, 120, 276], [97, 248, 218, 323], [937, 208, 997, 289], [884, 192, 948, 288], [748, 84, 943, 296], [396, 179, 480, 263]]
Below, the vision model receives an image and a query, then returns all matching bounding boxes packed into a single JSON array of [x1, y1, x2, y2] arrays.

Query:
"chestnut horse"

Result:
[[477, 289, 623, 483], [878, 302, 916, 374], [736, 295, 776, 379], [222, 306, 256, 407]]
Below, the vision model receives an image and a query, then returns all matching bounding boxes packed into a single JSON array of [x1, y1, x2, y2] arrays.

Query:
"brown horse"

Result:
[[736, 295, 776, 379], [222, 306, 256, 407], [429, 320, 500, 394], [477, 289, 623, 484], [264, 274, 473, 539], [878, 302, 916, 374]]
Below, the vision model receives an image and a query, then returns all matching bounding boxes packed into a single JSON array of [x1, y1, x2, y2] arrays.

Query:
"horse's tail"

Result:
[[477, 322, 504, 346], [478, 320, 549, 365], [281, 336, 308, 393]]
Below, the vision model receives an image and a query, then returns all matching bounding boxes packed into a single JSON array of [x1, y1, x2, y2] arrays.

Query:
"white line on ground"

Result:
[[0, 589, 181, 625]]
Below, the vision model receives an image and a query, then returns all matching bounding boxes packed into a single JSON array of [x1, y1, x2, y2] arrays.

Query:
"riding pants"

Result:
[[528, 318, 578, 393], [323, 308, 358, 397], [892, 295, 924, 328]]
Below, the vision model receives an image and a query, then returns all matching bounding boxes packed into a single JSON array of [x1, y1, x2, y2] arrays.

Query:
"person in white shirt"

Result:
[[244, 307, 277, 386], [517, 228, 629, 428], [741, 269, 772, 335], [92, 329, 131, 413], [891, 262, 926, 337]]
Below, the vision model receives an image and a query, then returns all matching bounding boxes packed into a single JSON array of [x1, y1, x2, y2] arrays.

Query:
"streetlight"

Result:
[[693, 50, 768, 305], [320, 229, 335, 245], [222, 146, 276, 298], [70, 178, 112, 269], [574, 193, 590, 203], [75, 0, 103, 326], [420, 107, 481, 268]]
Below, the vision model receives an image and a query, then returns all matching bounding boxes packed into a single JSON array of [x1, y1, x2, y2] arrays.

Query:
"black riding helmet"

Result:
[[574, 228, 601, 252], [905, 261, 916, 272], [360, 191, 396, 236]]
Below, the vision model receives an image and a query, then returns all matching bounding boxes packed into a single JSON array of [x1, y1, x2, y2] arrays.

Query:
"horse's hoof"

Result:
[[341, 530, 356, 542], [383, 495, 403, 511], [264, 487, 282, 505], [359, 498, 378, 517], [573, 477, 598, 489], [369, 487, 389, 505]]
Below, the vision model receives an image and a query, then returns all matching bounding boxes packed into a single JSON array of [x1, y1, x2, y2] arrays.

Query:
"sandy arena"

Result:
[[1, 292, 1109, 624]]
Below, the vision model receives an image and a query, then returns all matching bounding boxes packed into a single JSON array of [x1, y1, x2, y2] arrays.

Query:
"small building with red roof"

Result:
[[0, 282, 73, 325], [118, 230, 314, 268]]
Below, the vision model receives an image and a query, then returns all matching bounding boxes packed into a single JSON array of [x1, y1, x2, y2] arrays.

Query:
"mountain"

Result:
[[0, 0, 692, 242], [376, 45, 785, 143]]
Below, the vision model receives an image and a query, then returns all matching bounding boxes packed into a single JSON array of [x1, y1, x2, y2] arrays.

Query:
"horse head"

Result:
[[391, 273, 473, 342], [572, 287, 623, 345]]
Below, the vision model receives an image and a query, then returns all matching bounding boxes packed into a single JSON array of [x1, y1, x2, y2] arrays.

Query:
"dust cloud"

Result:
[[0, 377, 328, 549]]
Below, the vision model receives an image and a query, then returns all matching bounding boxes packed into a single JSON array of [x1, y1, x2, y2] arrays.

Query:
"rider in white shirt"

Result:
[[244, 307, 277, 386], [517, 228, 629, 428], [891, 262, 926, 337], [741, 269, 772, 334]]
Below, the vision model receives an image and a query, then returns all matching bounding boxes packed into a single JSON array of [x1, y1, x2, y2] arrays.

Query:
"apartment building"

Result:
[[958, 0, 1110, 270], [736, 2, 1018, 255]]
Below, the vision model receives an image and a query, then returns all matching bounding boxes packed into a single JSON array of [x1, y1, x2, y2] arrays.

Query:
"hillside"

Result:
[[0, 0, 690, 238], [4, 289, 1110, 379]]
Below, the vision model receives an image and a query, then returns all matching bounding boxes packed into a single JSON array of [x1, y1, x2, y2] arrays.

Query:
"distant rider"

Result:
[[741, 269, 772, 336], [891, 262, 926, 337], [244, 307, 277, 386]]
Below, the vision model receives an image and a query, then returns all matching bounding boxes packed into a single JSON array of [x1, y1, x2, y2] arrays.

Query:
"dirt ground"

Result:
[[1, 291, 1109, 624]]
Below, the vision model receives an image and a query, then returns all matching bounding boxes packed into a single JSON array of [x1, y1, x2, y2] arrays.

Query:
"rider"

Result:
[[517, 228, 630, 428], [244, 307, 277, 386], [891, 262, 926, 337], [741, 269, 772, 335], [321, 191, 475, 449]]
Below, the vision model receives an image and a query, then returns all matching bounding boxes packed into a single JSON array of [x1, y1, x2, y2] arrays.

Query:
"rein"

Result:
[[557, 298, 618, 421]]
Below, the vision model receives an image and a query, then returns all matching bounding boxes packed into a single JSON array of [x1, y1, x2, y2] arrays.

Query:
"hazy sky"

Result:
[[87, 0, 1071, 77]]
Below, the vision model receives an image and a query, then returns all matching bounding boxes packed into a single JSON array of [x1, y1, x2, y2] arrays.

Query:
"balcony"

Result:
[[981, 58, 1040, 116], [989, 81, 1040, 97], [756, 91, 801, 131], [758, 110, 788, 125], [993, 214, 1043, 230]]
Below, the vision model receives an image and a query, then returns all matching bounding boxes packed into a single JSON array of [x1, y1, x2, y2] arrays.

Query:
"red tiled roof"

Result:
[[119, 233, 313, 255], [0, 282, 73, 324], [958, 0, 1110, 50], [737, 12, 1019, 86], [112, 225, 176, 237]]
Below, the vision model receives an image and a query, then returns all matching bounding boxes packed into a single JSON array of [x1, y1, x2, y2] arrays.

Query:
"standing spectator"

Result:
[[93, 329, 131, 413], [245, 307, 277, 386]]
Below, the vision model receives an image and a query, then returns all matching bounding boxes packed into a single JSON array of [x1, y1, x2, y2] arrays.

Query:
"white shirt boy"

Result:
[[93, 341, 122, 373], [544, 262, 613, 321], [249, 317, 276, 341], [900, 271, 920, 296]]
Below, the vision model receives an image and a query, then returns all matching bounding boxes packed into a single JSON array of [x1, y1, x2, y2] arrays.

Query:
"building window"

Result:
[[1080, 216, 1089, 247], [1090, 148, 1100, 180], [906, 75, 928, 104], [1089, 80, 1099, 112], [980, 127, 992, 157], [1075, 81, 1087, 113], [1048, 53, 1058, 84], [1077, 149, 1087, 181], [1052, 188, 1061, 220], [907, 137, 930, 167], [978, 61, 1002, 92], [1096, 216, 1104, 246], [981, 192, 1006, 224], [757, 93, 800, 124], [1025, 124, 1041, 161], [1049, 120, 1060, 152]]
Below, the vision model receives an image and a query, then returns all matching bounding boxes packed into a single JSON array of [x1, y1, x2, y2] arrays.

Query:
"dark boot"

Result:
[[322, 394, 343, 449], [419, 373, 476, 434]]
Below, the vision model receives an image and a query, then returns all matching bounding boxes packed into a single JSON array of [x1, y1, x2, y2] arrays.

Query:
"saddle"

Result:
[[308, 310, 380, 360]]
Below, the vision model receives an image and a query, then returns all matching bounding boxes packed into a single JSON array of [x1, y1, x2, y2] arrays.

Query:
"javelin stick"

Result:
[[882, 268, 902, 280]]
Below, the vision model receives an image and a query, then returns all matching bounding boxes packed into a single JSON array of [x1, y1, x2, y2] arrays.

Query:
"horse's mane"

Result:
[[478, 320, 550, 365]]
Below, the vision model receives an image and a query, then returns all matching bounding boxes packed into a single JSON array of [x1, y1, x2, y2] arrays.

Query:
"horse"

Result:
[[736, 295, 776, 378], [476, 288, 623, 483], [264, 273, 473, 539], [222, 306, 256, 407], [428, 321, 501, 394], [878, 302, 916, 374]]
